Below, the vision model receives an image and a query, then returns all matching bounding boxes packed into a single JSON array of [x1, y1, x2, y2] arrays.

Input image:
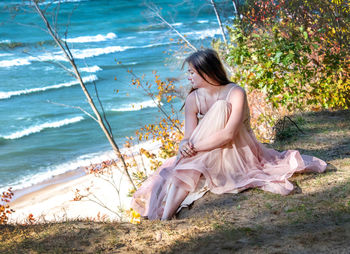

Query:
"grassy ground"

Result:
[[1, 110, 350, 253]]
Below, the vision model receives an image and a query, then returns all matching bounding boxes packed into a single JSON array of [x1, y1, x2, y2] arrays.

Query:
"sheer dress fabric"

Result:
[[131, 84, 327, 220]]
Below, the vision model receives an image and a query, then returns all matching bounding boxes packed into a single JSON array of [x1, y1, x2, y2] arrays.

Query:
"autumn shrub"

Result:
[[221, 0, 349, 140], [0, 187, 15, 225], [124, 73, 184, 192], [227, 21, 349, 111]]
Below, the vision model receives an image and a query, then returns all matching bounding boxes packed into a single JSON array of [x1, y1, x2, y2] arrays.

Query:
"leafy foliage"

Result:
[[219, 0, 349, 142], [227, 1, 349, 111]]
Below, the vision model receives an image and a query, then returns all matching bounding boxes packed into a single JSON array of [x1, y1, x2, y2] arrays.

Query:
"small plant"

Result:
[[71, 160, 127, 220], [125, 73, 185, 194], [27, 213, 36, 225], [0, 187, 15, 225], [126, 208, 141, 224]]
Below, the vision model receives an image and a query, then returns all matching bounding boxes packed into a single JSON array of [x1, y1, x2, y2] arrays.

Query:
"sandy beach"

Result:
[[7, 140, 162, 224]]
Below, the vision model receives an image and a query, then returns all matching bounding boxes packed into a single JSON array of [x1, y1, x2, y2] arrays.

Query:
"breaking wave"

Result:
[[111, 99, 161, 112], [0, 75, 97, 100], [65, 32, 117, 43], [2, 116, 84, 140]]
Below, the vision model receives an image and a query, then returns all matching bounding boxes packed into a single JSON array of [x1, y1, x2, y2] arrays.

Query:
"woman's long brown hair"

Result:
[[180, 49, 231, 111]]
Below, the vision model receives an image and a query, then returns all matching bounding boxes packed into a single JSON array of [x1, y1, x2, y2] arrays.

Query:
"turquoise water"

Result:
[[0, 0, 230, 192]]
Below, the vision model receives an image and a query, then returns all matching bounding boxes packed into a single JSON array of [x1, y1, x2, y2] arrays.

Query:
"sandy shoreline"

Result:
[[7, 140, 161, 224], [10, 167, 86, 203], [8, 165, 131, 224]]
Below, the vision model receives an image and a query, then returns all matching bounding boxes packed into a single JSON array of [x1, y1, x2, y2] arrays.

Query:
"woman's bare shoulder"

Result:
[[185, 90, 198, 112], [229, 83, 245, 91], [226, 83, 245, 98], [186, 90, 196, 101], [227, 84, 245, 102]]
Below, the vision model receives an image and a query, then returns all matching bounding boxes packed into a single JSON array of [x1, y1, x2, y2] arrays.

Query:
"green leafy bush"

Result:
[[226, 0, 349, 111]]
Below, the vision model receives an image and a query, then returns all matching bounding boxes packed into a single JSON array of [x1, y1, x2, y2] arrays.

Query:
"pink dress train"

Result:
[[131, 85, 327, 220]]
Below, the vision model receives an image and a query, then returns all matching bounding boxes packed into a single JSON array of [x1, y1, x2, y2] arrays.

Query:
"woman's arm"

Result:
[[178, 92, 199, 157], [183, 92, 198, 140], [193, 87, 245, 152]]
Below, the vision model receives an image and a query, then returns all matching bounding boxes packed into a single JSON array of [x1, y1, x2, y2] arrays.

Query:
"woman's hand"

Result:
[[179, 140, 197, 158]]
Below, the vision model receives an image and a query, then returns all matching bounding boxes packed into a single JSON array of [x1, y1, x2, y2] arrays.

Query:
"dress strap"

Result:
[[194, 90, 201, 115], [225, 84, 238, 101]]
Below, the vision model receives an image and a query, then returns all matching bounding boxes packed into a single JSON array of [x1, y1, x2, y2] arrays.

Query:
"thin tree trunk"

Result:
[[210, 0, 228, 50], [148, 4, 197, 52], [232, 0, 240, 18], [32, 1, 136, 190]]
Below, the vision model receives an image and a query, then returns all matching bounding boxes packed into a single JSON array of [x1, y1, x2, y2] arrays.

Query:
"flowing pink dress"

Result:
[[131, 85, 327, 220]]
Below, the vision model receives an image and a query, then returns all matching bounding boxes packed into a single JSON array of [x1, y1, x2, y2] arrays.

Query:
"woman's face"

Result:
[[187, 64, 207, 88]]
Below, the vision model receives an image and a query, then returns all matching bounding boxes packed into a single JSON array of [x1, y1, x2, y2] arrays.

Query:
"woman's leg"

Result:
[[161, 184, 189, 220]]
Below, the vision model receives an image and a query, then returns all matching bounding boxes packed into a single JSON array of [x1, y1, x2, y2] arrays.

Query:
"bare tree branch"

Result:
[[80, 58, 114, 138], [31, 0, 136, 190], [81, 192, 122, 219], [47, 100, 99, 122], [92, 80, 115, 138], [118, 63, 184, 136], [146, 3, 197, 52], [14, 21, 48, 33]]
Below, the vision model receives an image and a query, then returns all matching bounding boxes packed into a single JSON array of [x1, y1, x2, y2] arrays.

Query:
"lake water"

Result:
[[0, 0, 233, 193]]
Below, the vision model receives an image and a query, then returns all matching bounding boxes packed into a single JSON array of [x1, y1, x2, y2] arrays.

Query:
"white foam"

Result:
[[52, 0, 85, 4], [140, 42, 168, 48], [0, 54, 60, 68], [186, 28, 221, 39], [45, 45, 130, 60], [171, 22, 183, 27], [111, 99, 161, 112], [0, 42, 166, 68], [0, 75, 97, 100], [70, 46, 131, 59], [65, 33, 117, 43], [0, 53, 13, 57], [138, 30, 159, 35], [80, 65, 102, 73], [0, 39, 11, 43], [125, 61, 138, 66], [0, 58, 31, 68], [44, 66, 55, 71], [124, 36, 137, 40], [0, 139, 161, 194], [0, 45, 132, 68], [2, 116, 84, 140], [197, 20, 209, 24], [33, 52, 66, 62], [39, 0, 85, 5]]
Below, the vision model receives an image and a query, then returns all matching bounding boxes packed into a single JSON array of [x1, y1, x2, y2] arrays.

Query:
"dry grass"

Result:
[[1, 110, 349, 253]]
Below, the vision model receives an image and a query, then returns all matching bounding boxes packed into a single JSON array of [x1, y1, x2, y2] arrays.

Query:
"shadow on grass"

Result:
[[0, 221, 126, 253], [169, 180, 350, 254], [272, 109, 350, 161]]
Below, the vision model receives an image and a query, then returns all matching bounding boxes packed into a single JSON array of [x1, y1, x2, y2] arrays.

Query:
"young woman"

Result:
[[131, 49, 327, 220]]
